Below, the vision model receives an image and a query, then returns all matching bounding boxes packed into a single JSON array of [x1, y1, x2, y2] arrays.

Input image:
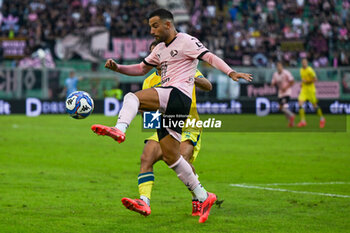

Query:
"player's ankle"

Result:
[[115, 123, 128, 133], [193, 185, 208, 202], [140, 195, 150, 206]]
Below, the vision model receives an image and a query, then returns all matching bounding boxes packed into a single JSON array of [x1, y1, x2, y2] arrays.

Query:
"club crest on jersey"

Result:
[[170, 50, 178, 57]]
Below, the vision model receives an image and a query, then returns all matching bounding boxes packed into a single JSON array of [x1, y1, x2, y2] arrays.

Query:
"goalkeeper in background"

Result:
[[297, 58, 326, 128]]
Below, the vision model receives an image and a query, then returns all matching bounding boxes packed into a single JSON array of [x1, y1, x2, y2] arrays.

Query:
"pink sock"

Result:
[[169, 156, 200, 191], [115, 92, 139, 132]]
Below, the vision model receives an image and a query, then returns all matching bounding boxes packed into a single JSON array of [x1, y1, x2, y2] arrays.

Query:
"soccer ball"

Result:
[[65, 91, 94, 119]]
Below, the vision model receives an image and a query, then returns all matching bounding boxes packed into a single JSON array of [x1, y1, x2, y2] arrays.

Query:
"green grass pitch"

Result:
[[0, 114, 349, 233]]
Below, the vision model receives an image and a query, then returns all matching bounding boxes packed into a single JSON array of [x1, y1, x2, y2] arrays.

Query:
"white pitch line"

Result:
[[230, 184, 350, 198], [258, 182, 350, 186]]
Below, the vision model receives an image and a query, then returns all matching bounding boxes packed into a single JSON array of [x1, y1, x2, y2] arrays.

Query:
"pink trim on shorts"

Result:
[[167, 128, 182, 142], [154, 87, 182, 142], [154, 87, 172, 113]]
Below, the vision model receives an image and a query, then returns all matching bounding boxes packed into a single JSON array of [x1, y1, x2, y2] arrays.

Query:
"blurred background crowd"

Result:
[[0, 0, 349, 68]]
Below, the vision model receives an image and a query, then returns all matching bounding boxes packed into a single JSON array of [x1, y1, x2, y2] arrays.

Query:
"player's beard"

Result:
[[154, 33, 167, 43], [154, 36, 162, 43]]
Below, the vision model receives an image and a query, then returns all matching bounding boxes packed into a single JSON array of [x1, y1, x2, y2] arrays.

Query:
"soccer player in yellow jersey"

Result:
[[122, 41, 212, 217], [297, 58, 326, 128]]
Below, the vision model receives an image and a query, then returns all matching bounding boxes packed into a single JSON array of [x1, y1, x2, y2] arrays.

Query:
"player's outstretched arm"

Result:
[[104, 59, 153, 76], [194, 77, 212, 91], [201, 52, 253, 82], [228, 71, 253, 82]]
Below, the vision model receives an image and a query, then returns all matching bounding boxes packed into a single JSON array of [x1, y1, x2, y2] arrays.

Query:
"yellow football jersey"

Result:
[[142, 70, 203, 133], [300, 66, 316, 92], [142, 71, 162, 90]]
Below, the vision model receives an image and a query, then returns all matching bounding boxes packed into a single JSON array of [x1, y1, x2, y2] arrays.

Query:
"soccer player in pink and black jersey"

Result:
[[271, 62, 295, 127], [91, 9, 252, 223]]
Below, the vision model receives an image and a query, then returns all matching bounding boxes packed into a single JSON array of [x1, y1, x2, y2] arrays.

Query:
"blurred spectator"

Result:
[[0, 44, 3, 67], [185, 0, 350, 67], [229, 4, 239, 21], [320, 20, 332, 38], [0, 0, 349, 67], [62, 71, 83, 98]]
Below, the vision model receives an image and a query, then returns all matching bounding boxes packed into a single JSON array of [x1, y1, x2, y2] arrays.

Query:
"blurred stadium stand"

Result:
[[0, 0, 350, 101]]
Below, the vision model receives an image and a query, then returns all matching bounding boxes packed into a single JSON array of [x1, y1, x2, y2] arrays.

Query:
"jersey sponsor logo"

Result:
[[170, 50, 178, 57], [191, 37, 204, 50], [195, 42, 203, 48], [161, 77, 170, 84], [160, 62, 168, 77]]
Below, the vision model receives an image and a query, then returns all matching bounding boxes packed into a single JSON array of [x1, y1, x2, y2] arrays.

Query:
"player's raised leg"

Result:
[[91, 88, 159, 142]]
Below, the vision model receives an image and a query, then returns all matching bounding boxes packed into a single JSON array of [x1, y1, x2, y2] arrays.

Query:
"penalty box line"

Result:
[[230, 184, 350, 198]]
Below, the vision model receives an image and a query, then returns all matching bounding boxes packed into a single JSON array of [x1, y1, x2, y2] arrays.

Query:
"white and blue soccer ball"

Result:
[[65, 91, 94, 119]]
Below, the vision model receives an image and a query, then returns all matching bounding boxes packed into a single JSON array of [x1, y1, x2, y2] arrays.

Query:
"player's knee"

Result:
[[162, 154, 172, 165], [124, 92, 139, 102], [162, 153, 178, 166], [182, 154, 192, 163], [134, 89, 159, 110], [180, 141, 194, 162]]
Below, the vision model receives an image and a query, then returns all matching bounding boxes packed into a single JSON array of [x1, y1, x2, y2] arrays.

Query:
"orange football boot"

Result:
[[192, 200, 201, 216], [121, 198, 151, 216], [288, 115, 295, 127], [199, 192, 217, 223], [320, 118, 326, 128], [297, 121, 307, 128], [91, 124, 125, 143]]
